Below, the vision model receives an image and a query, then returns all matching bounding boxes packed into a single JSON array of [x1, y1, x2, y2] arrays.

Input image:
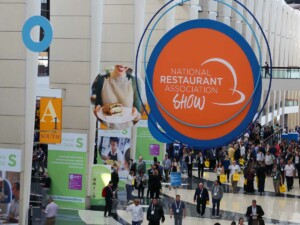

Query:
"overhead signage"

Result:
[[146, 19, 262, 148], [39, 98, 62, 144]]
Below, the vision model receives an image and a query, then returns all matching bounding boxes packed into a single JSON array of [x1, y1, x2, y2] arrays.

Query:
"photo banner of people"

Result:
[[96, 129, 131, 189], [90, 65, 146, 130], [0, 148, 21, 224]]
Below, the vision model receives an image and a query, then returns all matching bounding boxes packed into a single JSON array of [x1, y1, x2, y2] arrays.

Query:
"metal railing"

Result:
[[262, 128, 283, 145], [261, 67, 300, 79]]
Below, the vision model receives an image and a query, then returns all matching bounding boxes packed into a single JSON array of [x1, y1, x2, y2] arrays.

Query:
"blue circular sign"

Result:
[[22, 16, 53, 52]]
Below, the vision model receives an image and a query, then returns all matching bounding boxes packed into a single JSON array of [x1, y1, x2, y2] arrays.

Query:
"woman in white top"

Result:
[[126, 171, 135, 202], [214, 162, 224, 183], [171, 158, 180, 172]]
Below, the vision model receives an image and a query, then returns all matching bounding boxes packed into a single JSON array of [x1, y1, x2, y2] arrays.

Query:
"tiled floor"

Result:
[[31, 170, 300, 225]]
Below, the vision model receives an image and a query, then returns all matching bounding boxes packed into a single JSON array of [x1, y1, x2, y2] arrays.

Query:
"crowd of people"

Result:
[[101, 121, 300, 225]]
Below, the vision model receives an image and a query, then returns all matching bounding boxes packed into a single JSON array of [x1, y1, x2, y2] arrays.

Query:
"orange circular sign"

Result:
[[146, 20, 261, 147]]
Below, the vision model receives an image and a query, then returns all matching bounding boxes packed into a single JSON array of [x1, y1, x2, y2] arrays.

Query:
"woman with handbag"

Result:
[[271, 164, 282, 196]]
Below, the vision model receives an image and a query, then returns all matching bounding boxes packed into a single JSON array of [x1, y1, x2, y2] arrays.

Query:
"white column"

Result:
[[189, 0, 201, 20], [267, 90, 271, 125], [259, 89, 265, 126], [23, 1, 41, 224], [88, 0, 104, 201], [164, 0, 180, 32], [277, 90, 281, 125], [282, 91, 286, 128], [296, 91, 300, 126], [134, 0, 146, 74], [272, 90, 276, 126]]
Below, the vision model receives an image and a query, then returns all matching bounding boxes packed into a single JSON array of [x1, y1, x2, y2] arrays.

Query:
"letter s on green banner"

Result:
[[76, 138, 83, 148], [8, 154, 16, 167]]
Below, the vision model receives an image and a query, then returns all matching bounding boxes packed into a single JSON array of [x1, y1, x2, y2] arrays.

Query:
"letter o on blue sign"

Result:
[[22, 16, 53, 52]]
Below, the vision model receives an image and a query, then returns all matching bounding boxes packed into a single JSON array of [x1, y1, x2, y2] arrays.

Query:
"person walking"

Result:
[[40, 172, 51, 208], [271, 164, 282, 196], [136, 171, 147, 200], [256, 162, 267, 195], [294, 151, 300, 187], [147, 198, 165, 225], [284, 159, 296, 191], [214, 162, 224, 182], [185, 151, 194, 177], [222, 156, 231, 183], [149, 170, 161, 199], [211, 180, 223, 219], [170, 195, 186, 225], [229, 160, 241, 193], [104, 181, 114, 217], [36, 147, 46, 175], [193, 182, 209, 217], [279, 158, 285, 184], [264, 151, 275, 176], [111, 168, 119, 194], [180, 148, 188, 174], [264, 61, 270, 77], [197, 152, 205, 179], [126, 199, 144, 225], [245, 199, 264, 225], [126, 170, 135, 203], [43, 196, 58, 225], [137, 156, 146, 174], [162, 154, 171, 181]]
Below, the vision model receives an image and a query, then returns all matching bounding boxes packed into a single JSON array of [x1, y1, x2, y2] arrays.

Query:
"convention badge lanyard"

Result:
[[214, 186, 219, 196], [138, 161, 143, 167], [176, 201, 181, 213], [199, 189, 203, 198], [151, 204, 155, 215]]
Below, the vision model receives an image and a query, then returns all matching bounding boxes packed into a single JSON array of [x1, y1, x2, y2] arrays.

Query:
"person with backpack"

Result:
[[103, 181, 114, 217], [91, 65, 144, 130]]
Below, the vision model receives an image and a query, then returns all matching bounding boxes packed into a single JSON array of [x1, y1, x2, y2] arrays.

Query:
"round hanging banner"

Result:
[[146, 19, 262, 148]]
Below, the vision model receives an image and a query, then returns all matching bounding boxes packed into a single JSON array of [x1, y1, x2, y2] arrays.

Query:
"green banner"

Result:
[[55, 209, 84, 225], [90, 165, 111, 206], [48, 133, 87, 209], [135, 121, 164, 167]]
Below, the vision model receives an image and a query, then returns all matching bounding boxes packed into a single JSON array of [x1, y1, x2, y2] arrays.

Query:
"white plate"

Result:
[[97, 106, 135, 124]]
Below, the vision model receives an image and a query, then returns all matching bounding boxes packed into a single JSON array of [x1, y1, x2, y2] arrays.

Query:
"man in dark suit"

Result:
[[129, 159, 136, 174], [104, 181, 114, 217], [185, 151, 194, 177], [246, 199, 264, 225], [193, 182, 209, 217], [147, 198, 165, 225]]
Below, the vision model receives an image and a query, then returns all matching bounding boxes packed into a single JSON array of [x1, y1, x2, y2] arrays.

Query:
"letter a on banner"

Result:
[[40, 98, 62, 144]]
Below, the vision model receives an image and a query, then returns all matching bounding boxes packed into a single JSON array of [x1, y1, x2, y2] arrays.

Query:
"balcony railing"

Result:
[[261, 67, 300, 79]]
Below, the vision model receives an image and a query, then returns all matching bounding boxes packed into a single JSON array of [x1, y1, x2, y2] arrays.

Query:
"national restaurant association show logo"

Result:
[[146, 19, 262, 148]]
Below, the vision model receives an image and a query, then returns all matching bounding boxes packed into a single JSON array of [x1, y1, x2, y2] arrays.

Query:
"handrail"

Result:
[[262, 128, 283, 144], [261, 67, 300, 79]]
